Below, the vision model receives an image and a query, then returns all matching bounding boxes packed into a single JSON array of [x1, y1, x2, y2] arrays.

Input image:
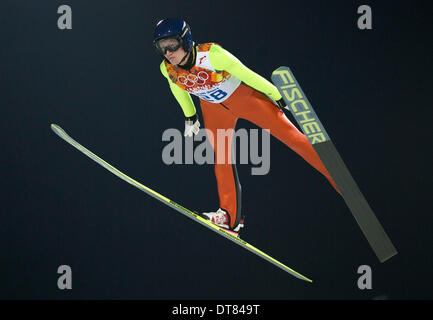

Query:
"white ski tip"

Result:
[[51, 124, 66, 135]]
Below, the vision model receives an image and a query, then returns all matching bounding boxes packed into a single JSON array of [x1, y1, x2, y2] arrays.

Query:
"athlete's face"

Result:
[[157, 38, 189, 65]]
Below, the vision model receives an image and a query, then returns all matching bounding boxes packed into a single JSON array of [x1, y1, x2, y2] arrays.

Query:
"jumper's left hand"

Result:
[[184, 114, 200, 137]]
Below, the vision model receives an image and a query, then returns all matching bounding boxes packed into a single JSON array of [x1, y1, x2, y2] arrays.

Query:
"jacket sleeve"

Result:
[[208, 44, 282, 101], [160, 62, 197, 118]]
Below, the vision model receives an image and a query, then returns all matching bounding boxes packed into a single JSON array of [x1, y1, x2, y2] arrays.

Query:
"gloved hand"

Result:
[[184, 114, 200, 137], [275, 98, 287, 111]]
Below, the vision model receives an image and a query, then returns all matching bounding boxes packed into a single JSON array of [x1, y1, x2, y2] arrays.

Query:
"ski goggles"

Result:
[[155, 37, 182, 55]]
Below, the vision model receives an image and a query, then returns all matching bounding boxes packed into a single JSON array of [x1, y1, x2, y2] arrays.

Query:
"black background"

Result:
[[1, 0, 432, 300]]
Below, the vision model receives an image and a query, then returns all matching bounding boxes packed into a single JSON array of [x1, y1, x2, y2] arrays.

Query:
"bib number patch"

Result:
[[196, 88, 228, 102]]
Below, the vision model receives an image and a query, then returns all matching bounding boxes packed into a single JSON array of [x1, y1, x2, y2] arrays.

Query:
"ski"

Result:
[[50, 124, 312, 282], [271, 66, 397, 263]]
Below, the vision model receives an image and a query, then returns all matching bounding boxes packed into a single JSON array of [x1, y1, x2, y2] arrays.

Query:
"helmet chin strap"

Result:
[[177, 44, 196, 69], [177, 51, 190, 66]]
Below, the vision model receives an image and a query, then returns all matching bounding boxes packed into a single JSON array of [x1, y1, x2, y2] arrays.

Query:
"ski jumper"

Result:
[[160, 43, 339, 229]]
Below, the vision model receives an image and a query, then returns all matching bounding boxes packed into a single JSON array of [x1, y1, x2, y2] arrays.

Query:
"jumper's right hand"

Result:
[[184, 114, 200, 137]]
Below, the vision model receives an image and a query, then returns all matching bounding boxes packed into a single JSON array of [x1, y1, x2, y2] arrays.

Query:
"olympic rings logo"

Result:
[[177, 71, 209, 87]]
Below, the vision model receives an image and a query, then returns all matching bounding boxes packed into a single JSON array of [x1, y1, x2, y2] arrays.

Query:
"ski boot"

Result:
[[201, 208, 245, 236]]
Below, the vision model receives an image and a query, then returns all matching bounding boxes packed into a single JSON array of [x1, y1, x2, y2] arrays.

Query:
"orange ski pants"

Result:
[[199, 83, 339, 229]]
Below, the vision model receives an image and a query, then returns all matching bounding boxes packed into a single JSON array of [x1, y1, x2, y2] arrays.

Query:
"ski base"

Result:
[[51, 124, 313, 283], [271, 66, 397, 263]]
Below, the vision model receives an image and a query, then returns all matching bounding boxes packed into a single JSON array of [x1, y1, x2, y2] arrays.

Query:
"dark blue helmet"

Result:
[[153, 18, 194, 52]]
